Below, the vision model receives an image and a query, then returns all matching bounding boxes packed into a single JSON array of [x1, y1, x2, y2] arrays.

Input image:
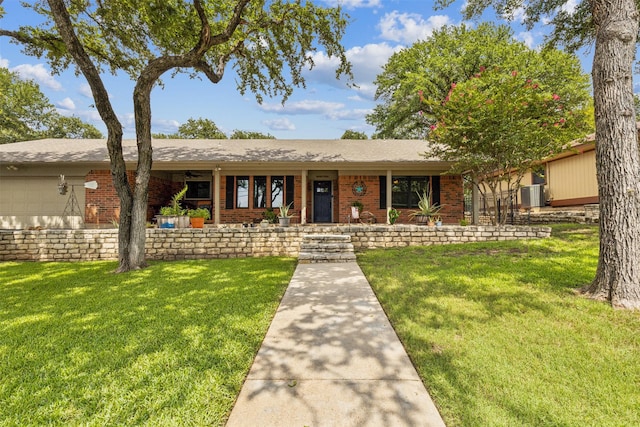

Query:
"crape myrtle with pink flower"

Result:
[[423, 65, 592, 226]]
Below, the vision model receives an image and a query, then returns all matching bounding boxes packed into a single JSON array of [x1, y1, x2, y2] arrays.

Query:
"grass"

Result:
[[358, 224, 640, 427], [0, 257, 296, 426]]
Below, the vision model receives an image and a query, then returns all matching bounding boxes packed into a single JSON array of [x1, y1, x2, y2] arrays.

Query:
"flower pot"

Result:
[[278, 217, 291, 227], [414, 214, 429, 226], [190, 217, 205, 228]]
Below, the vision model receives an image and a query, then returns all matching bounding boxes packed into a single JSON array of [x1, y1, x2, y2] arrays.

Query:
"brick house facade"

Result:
[[0, 138, 464, 228]]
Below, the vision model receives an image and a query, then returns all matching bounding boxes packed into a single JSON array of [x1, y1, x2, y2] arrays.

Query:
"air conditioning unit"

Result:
[[521, 184, 545, 208]]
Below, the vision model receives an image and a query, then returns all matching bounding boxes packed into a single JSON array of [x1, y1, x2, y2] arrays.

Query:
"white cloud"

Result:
[[260, 99, 370, 122], [57, 97, 76, 110], [10, 63, 62, 91], [517, 31, 535, 48], [378, 11, 452, 44], [326, 108, 372, 121], [0, 57, 9, 68], [151, 118, 180, 134], [322, 0, 382, 8], [504, 7, 526, 23], [561, 0, 580, 14], [260, 99, 345, 115], [304, 42, 403, 98], [78, 84, 93, 98], [263, 118, 296, 131]]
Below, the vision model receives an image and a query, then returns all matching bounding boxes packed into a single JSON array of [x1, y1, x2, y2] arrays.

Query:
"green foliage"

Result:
[[161, 185, 188, 216], [0, 257, 295, 425], [177, 118, 226, 139], [367, 22, 593, 140], [14, 1, 351, 102], [426, 65, 591, 224], [351, 200, 364, 212], [340, 129, 368, 139], [0, 67, 102, 143], [359, 225, 640, 426], [230, 129, 275, 139], [262, 207, 278, 223], [409, 187, 441, 219], [46, 115, 103, 139], [367, 23, 523, 139], [278, 202, 293, 218], [388, 208, 401, 224], [187, 207, 210, 219]]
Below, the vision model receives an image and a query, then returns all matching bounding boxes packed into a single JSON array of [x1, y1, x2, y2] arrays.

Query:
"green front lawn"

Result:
[[0, 257, 296, 426], [359, 224, 640, 427]]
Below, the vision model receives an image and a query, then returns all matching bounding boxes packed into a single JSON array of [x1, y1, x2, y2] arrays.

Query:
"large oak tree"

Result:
[[0, 0, 350, 272], [437, 0, 640, 309]]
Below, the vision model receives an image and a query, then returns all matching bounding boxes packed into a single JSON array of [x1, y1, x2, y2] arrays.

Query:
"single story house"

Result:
[[0, 138, 463, 229]]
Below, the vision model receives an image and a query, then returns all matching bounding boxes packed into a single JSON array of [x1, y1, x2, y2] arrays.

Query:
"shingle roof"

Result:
[[0, 138, 442, 165]]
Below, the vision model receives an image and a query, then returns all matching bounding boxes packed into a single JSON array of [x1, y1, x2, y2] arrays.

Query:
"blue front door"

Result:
[[313, 181, 332, 223]]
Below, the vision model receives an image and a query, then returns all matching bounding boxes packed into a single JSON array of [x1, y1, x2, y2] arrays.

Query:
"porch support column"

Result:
[[214, 167, 221, 225], [386, 170, 393, 224], [301, 170, 308, 224]]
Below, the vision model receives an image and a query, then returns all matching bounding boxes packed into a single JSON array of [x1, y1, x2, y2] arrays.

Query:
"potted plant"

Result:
[[262, 207, 277, 224], [157, 185, 189, 228], [388, 208, 401, 225], [278, 202, 294, 227], [409, 188, 442, 226], [187, 207, 210, 228]]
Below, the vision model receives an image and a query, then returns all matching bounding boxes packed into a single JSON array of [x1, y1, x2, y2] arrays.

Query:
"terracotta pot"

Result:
[[190, 217, 205, 228]]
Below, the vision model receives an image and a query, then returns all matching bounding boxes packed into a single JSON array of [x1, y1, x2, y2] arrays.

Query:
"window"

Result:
[[224, 175, 294, 209], [532, 169, 545, 185], [254, 176, 267, 208], [271, 176, 284, 207], [237, 176, 249, 208], [384, 176, 440, 208], [185, 181, 211, 199]]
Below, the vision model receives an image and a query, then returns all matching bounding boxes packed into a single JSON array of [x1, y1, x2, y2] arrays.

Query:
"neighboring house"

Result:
[[476, 132, 601, 214], [522, 133, 598, 208], [0, 139, 463, 229]]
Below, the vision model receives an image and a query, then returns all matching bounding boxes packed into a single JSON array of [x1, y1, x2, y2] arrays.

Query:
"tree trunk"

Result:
[[46, 0, 140, 272], [587, 0, 640, 309]]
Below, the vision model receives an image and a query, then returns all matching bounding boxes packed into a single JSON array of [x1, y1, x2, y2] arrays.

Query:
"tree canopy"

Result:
[[230, 129, 275, 139], [368, 22, 594, 140], [340, 129, 368, 139], [368, 23, 531, 139], [427, 66, 591, 224], [0, 67, 102, 143], [1, 0, 351, 272]]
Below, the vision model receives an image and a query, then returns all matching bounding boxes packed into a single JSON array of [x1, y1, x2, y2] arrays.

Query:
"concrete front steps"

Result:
[[298, 234, 356, 263]]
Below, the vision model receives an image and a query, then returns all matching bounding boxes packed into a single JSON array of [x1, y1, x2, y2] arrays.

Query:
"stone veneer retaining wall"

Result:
[[0, 225, 551, 262]]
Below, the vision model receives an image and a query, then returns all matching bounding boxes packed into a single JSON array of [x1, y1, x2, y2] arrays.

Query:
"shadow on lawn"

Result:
[[0, 258, 295, 425], [358, 226, 601, 425]]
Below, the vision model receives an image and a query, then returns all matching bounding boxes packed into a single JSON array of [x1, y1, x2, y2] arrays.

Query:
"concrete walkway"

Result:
[[226, 262, 445, 427]]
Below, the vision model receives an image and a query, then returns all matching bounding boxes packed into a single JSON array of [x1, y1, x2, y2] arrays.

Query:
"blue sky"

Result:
[[0, 0, 595, 139]]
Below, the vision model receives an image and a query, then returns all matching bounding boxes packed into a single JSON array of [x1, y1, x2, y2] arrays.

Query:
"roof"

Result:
[[0, 139, 444, 167]]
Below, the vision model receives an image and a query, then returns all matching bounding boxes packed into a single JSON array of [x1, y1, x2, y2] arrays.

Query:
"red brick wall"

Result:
[[338, 175, 385, 223], [439, 175, 464, 224], [85, 170, 176, 224], [336, 174, 464, 224]]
